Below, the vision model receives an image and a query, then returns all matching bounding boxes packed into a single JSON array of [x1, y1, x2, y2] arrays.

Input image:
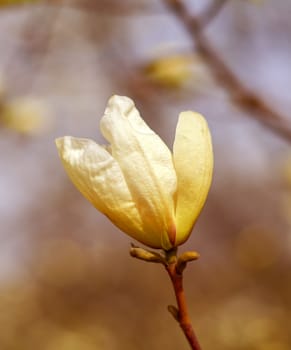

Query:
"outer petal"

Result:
[[100, 95, 177, 250], [173, 111, 213, 245], [55, 136, 165, 248]]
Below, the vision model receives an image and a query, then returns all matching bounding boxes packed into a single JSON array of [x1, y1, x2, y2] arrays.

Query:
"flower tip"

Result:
[[55, 137, 74, 159], [107, 95, 135, 113], [55, 137, 68, 153], [108, 94, 132, 103], [55, 137, 63, 148], [55, 138, 67, 165], [179, 110, 208, 124]]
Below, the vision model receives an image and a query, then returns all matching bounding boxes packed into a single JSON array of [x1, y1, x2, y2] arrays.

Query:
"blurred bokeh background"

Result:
[[0, 0, 291, 349]]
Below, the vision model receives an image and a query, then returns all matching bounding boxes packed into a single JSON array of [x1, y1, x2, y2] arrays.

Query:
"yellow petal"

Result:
[[173, 111, 213, 245], [55, 136, 164, 248], [100, 95, 177, 249]]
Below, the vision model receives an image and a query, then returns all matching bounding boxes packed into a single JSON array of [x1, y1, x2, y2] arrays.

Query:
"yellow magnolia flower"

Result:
[[56, 95, 213, 250]]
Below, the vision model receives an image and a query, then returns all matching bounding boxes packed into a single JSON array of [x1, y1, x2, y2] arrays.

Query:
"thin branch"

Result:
[[130, 246, 202, 349], [198, 0, 228, 29], [165, 250, 202, 350], [163, 0, 291, 143]]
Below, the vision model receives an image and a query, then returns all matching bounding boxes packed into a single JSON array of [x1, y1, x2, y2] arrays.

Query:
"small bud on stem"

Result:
[[130, 244, 202, 349], [129, 243, 166, 264], [176, 251, 200, 274]]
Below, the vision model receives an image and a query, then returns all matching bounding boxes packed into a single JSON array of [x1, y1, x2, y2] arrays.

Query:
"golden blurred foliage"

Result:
[[199, 295, 290, 350], [281, 156, 291, 227], [0, 234, 289, 349], [143, 55, 201, 88], [0, 238, 116, 350], [234, 226, 280, 271], [36, 238, 92, 288], [0, 0, 39, 6]]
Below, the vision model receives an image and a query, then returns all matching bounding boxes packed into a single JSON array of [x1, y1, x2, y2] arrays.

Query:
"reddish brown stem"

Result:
[[166, 262, 202, 350]]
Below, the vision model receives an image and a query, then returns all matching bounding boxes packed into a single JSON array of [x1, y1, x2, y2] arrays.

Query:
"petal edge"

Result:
[[173, 111, 213, 245]]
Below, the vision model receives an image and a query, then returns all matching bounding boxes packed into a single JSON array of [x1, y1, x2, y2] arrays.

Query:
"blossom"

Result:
[[1, 97, 51, 135], [144, 54, 194, 88], [56, 95, 213, 250]]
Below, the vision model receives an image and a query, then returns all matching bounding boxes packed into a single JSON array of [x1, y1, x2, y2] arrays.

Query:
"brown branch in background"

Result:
[[163, 0, 291, 143], [199, 0, 228, 29]]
